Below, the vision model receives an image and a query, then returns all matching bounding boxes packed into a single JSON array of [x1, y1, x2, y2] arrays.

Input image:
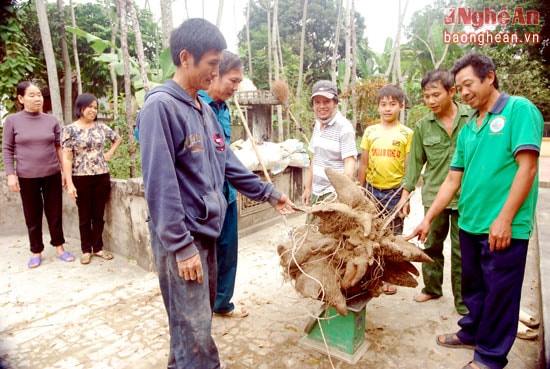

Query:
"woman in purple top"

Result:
[[2, 81, 75, 268]]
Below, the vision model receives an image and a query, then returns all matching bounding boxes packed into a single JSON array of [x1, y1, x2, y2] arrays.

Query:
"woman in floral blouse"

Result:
[[62, 93, 122, 264]]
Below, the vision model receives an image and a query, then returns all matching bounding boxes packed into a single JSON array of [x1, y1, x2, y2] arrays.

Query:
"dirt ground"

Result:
[[0, 190, 543, 369], [212, 209, 542, 369]]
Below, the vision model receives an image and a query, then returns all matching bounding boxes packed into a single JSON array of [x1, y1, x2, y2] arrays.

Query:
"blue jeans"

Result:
[[456, 230, 528, 369], [214, 200, 239, 314], [365, 184, 403, 234], [149, 222, 222, 369]]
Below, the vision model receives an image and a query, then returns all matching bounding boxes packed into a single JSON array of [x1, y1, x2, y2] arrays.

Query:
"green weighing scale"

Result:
[[299, 294, 371, 364]]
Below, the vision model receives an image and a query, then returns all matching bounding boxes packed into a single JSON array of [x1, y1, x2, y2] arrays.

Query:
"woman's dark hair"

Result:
[[170, 18, 227, 66], [16, 81, 35, 98], [73, 93, 98, 121], [16, 81, 40, 111]]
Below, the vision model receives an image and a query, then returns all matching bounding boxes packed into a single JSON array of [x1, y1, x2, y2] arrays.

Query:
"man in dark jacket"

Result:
[[137, 18, 295, 369]]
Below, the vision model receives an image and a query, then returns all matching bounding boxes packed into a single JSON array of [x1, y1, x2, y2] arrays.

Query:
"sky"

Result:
[[138, 0, 435, 53]]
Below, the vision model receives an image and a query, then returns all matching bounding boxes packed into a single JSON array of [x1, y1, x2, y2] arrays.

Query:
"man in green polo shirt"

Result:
[[398, 69, 471, 315], [407, 53, 543, 369]]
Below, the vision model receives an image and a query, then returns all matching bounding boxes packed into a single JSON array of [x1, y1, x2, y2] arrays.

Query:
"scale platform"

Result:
[[299, 294, 371, 364]]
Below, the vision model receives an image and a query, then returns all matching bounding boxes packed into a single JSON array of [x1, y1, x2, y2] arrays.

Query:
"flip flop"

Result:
[[436, 333, 476, 350], [57, 251, 75, 262], [27, 257, 42, 269], [93, 250, 113, 260], [80, 253, 92, 265], [519, 309, 540, 328], [462, 360, 490, 369], [517, 321, 538, 340]]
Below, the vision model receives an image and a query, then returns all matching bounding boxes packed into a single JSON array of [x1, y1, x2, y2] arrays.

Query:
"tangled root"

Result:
[[278, 168, 433, 315]]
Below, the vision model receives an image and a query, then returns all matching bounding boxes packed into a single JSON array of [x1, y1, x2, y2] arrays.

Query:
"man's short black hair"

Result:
[[450, 53, 499, 89], [421, 69, 454, 92], [170, 18, 227, 66]]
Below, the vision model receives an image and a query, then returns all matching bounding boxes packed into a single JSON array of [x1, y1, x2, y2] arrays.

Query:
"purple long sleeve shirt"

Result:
[[2, 110, 62, 178]]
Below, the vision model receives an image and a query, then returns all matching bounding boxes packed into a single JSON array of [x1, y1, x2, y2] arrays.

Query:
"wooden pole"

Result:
[[233, 95, 272, 183]]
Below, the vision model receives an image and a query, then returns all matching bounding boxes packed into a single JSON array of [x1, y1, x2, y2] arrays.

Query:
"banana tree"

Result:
[[65, 26, 172, 108]]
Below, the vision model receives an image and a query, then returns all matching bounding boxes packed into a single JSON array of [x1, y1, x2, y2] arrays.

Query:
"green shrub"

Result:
[[108, 137, 141, 179]]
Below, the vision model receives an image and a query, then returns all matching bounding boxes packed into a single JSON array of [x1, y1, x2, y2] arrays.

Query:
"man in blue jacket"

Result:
[[137, 19, 295, 369], [198, 50, 248, 319]]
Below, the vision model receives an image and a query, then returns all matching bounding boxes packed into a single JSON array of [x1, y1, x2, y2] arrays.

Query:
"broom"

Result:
[[271, 80, 310, 145], [233, 95, 272, 183]]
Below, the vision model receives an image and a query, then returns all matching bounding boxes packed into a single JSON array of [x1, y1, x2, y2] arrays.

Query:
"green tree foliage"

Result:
[[465, 0, 544, 57], [16, 0, 159, 100], [484, 47, 550, 119], [401, 0, 549, 120], [0, 1, 41, 115], [238, 0, 366, 91], [463, 0, 549, 119], [406, 0, 464, 72], [354, 77, 387, 132], [107, 110, 142, 179], [403, 0, 464, 108], [354, 40, 386, 78]]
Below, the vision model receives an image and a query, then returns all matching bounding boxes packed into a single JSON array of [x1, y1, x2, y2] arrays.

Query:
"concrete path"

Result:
[[0, 182, 544, 369]]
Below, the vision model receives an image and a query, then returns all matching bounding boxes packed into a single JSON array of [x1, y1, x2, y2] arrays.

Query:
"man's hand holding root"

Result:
[[178, 253, 204, 283], [274, 194, 296, 216]]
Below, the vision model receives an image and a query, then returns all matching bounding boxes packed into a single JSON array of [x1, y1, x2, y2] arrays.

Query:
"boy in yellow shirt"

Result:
[[357, 84, 413, 294]]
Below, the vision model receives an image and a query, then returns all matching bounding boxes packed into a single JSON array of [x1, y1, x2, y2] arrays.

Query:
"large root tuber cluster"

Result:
[[278, 168, 433, 316]]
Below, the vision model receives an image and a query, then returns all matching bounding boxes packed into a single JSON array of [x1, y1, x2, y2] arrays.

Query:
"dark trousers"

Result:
[[18, 172, 65, 253], [149, 222, 221, 369], [214, 201, 239, 314], [421, 208, 466, 314], [456, 230, 528, 369], [72, 173, 110, 254], [365, 184, 403, 234]]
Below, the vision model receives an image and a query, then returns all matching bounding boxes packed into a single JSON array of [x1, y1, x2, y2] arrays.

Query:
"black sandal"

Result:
[[436, 333, 475, 350]]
